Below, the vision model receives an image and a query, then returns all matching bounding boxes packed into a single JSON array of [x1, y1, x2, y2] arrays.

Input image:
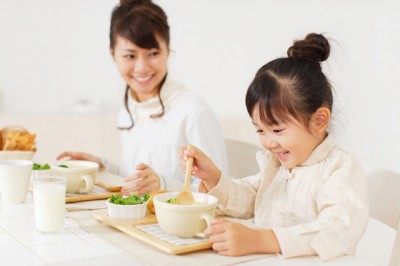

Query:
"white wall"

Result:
[[0, 0, 399, 172]]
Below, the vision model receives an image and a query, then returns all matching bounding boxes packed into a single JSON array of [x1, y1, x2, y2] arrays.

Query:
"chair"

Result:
[[363, 164, 400, 266], [225, 139, 263, 178]]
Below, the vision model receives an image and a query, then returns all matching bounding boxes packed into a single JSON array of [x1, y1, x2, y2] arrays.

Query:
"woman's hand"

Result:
[[179, 145, 221, 191], [204, 219, 281, 256], [121, 163, 160, 195], [56, 151, 105, 169]]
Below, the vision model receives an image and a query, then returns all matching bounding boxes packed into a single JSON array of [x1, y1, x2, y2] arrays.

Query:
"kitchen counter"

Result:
[[0, 193, 395, 265]]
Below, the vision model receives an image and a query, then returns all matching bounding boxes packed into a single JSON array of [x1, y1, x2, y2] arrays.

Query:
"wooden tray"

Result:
[[65, 171, 123, 203], [66, 192, 116, 203], [93, 209, 212, 254]]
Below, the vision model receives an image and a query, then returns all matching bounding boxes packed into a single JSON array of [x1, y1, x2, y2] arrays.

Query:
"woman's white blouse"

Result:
[[116, 76, 228, 191], [204, 134, 369, 261]]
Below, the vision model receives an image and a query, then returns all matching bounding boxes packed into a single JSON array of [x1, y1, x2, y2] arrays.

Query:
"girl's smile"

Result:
[[276, 151, 290, 161]]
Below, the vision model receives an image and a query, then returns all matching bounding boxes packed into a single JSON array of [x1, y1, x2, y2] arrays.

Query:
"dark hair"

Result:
[[245, 33, 333, 128], [110, 0, 170, 130]]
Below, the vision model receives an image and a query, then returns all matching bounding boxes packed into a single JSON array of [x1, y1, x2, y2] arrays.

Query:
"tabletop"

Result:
[[0, 192, 395, 266]]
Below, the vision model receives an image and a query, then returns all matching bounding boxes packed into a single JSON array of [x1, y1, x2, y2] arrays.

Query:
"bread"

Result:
[[1, 125, 26, 149], [0, 126, 37, 151], [147, 190, 168, 213]]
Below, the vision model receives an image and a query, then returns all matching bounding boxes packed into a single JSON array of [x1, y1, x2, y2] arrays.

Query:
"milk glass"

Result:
[[33, 176, 66, 233]]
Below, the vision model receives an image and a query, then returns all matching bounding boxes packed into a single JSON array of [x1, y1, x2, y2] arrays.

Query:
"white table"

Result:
[[0, 192, 395, 265]]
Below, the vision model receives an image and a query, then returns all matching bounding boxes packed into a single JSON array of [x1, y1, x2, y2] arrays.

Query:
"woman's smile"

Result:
[[133, 74, 154, 83]]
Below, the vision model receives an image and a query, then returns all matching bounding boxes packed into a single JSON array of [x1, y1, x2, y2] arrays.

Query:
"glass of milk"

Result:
[[33, 176, 66, 233]]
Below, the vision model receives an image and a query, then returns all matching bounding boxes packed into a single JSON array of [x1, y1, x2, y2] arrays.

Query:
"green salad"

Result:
[[33, 163, 69, 170], [167, 198, 177, 204], [32, 163, 50, 170], [109, 193, 150, 205]]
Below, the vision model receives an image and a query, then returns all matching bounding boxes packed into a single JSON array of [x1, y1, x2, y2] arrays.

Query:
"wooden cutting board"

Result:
[[93, 209, 212, 254], [95, 170, 125, 192]]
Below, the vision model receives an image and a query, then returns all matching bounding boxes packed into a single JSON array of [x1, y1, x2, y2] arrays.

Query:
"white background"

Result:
[[0, 0, 399, 172]]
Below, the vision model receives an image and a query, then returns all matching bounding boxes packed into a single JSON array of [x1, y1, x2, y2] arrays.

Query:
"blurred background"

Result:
[[0, 0, 399, 172]]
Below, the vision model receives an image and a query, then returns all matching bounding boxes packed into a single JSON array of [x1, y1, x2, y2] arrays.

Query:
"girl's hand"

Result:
[[179, 145, 221, 191], [204, 219, 281, 256], [121, 163, 160, 195], [56, 151, 105, 169]]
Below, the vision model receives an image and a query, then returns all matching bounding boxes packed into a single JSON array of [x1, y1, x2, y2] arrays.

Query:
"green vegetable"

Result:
[[167, 198, 177, 204], [109, 193, 150, 205], [32, 163, 51, 170], [58, 164, 69, 168]]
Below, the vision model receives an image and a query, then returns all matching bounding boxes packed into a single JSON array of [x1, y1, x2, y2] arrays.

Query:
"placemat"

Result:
[[136, 224, 209, 246]]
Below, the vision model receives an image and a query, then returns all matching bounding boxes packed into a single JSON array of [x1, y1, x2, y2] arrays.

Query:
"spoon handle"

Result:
[[184, 144, 194, 188]]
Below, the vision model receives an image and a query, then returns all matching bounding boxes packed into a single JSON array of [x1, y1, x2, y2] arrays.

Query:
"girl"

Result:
[[57, 0, 228, 194], [180, 33, 369, 261]]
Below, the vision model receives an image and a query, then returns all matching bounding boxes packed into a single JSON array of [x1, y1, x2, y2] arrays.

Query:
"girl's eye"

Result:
[[255, 129, 263, 134], [124, 54, 135, 59], [273, 129, 283, 133], [149, 51, 160, 57]]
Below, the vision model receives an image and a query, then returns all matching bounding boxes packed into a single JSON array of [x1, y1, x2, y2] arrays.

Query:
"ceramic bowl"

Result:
[[106, 199, 148, 220], [153, 192, 218, 238], [51, 160, 98, 193]]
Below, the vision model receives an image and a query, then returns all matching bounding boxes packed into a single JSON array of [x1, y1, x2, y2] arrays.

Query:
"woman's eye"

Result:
[[273, 129, 283, 133], [124, 54, 135, 59], [150, 51, 160, 57], [255, 129, 263, 134]]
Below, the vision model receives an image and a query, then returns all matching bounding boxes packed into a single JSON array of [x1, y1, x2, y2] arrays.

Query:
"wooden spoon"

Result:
[[176, 144, 195, 205]]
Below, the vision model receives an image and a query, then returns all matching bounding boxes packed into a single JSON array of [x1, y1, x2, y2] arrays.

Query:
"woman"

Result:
[[58, 0, 228, 195]]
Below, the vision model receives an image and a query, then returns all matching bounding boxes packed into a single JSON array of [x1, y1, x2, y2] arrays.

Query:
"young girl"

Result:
[[57, 0, 228, 194], [180, 33, 369, 261]]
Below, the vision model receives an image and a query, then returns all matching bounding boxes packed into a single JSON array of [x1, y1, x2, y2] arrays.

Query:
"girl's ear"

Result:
[[311, 107, 330, 133]]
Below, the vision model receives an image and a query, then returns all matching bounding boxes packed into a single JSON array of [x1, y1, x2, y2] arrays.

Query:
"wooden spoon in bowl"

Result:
[[176, 144, 195, 205]]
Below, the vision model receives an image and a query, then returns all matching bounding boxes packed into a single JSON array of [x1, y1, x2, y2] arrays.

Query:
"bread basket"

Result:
[[0, 151, 35, 160]]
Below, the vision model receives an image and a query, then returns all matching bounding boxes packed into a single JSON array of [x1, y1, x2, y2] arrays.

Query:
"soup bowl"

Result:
[[51, 160, 98, 193], [153, 191, 218, 238]]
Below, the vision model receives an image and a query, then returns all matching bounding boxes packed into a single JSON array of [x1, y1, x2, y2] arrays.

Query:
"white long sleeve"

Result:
[[207, 134, 369, 261], [117, 76, 228, 191]]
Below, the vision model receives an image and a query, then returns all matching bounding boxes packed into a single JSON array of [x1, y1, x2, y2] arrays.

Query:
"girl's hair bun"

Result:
[[287, 33, 330, 63], [120, 0, 151, 7]]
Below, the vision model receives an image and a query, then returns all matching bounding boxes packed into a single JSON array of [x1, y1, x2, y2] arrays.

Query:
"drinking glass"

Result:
[[33, 176, 66, 233]]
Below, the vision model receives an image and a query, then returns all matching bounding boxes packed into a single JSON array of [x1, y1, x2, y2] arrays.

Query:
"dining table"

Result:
[[0, 182, 395, 266]]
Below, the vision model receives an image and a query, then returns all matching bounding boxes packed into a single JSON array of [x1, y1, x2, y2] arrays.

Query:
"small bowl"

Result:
[[106, 199, 148, 220]]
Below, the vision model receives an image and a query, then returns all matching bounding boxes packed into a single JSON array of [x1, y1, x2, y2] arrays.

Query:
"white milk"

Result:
[[34, 183, 66, 233]]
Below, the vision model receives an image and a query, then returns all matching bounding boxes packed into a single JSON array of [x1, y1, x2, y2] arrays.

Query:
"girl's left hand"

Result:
[[120, 163, 160, 195], [204, 219, 258, 256], [204, 219, 282, 256]]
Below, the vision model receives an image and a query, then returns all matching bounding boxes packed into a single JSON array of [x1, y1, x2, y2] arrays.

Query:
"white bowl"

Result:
[[154, 192, 218, 238], [51, 160, 99, 173], [106, 199, 148, 220], [51, 160, 98, 193]]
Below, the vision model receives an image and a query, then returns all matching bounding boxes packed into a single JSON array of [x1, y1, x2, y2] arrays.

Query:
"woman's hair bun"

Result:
[[287, 33, 330, 63], [120, 0, 151, 7]]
